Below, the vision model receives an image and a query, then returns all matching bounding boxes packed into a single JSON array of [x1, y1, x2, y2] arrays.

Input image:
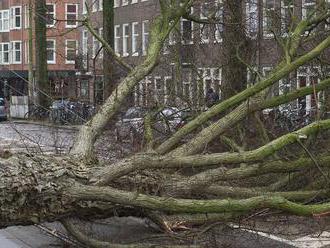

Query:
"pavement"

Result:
[[0, 225, 63, 248]]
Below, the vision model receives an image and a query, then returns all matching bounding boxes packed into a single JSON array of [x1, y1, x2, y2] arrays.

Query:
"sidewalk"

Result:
[[8, 118, 80, 130], [0, 225, 63, 248]]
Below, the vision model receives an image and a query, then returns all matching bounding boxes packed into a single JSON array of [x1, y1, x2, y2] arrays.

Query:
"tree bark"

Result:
[[34, 0, 49, 108]]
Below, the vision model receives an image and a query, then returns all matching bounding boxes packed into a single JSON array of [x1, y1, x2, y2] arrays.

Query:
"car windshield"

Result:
[[0, 99, 4, 106], [159, 108, 181, 119], [124, 107, 146, 119]]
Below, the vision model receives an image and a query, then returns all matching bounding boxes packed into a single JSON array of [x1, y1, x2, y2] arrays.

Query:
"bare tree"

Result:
[[1, 1, 330, 247]]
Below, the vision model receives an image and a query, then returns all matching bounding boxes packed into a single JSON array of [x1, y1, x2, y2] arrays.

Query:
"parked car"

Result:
[[115, 106, 191, 142], [155, 107, 188, 133], [115, 107, 148, 141], [0, 98, 7, 121]]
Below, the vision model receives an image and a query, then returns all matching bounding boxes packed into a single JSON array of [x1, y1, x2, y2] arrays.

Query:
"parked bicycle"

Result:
[[24, 106, 50, 120]]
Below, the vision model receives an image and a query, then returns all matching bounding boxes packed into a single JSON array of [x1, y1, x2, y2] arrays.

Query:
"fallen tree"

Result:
[[2, 0, 330, 247]]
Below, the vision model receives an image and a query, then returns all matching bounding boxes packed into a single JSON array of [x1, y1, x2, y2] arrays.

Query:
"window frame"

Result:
[[65, 39, 77, 64], [47, 39, 56, 64], [11, 40, 22, 64], [46, 3, 56, 28], [114, 25, 121, 56], [65, 4, 78, 28], [132, 22, 139, 56], [142, 20, 149, 55], [10, 6, 22, 30], [122, 23, 129, 57]]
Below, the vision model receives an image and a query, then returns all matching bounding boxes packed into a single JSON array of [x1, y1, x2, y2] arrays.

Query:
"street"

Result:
[[1, 121, 330, 247]]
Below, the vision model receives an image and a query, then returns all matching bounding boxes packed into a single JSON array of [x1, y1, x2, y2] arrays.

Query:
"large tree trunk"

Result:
[[34, 0, 49, 108], [221, 0, 248, 100], [103, 0, 115, 99]]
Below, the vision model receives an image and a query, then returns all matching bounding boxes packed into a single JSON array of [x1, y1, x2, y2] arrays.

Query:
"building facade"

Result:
[[0, 0, 80, 102], [79, 0, 330, 114]]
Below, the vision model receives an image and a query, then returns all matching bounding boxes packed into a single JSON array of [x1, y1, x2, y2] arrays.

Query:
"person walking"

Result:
[[205, 88, 220, 108]]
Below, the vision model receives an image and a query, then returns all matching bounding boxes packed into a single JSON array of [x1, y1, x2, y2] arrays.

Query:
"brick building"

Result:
[[79, 0, 330, 114], [0, 0, 80, 101]]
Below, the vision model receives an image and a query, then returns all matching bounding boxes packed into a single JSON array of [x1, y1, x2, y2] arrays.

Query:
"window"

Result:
[[0, 10, 9, 32], [47, 40, 56, 64], [80, 80, 89, 97], [169, 21, 177, 45], [142, 20, 149, 55], [65, 40, 77, 64], [46, 4, 56, 27], [82, 30, 88, 68], [200, 3, 210, 43], [114, 25, 121, 56], [302, 0, 316, 20], [114, 0, 120, 8], [10, 6, 21, 29], [93, 28, 103, 58], [182, 70, 192, 104], [0, 43, 6, 64], [0, 43, 10, 64], [297, 67, 321, 114], [181, 7, 193, 44], [132, 22, 139, 56], [164, 76, 174, 105], [281, 0, 294, 34], [92, 0, 103, 11], [24, 5, 29, 29], [214, 0, 223, 43], [65, 4, 78, 28], [122, 23, 129, 57], [82, 30, 88, 56], [82, 0, 87, 14], [246, 0, 258, 37], [11, 41, 22, 64], [122, 0, 129, 6], [263, 0, 276, 37], [154, 76, 163, 104], [24, 41, 28, 64]]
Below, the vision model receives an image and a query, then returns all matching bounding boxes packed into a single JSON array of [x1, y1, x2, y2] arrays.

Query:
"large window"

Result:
[[246, 0, 258, 37], [65, 40, 77, 64], [46, 4, 56, 27], [214, 0, 223, 43], [65, 4, 78, 28], [122, 23, 129, 57], [10, 6, 21, 29], [115, 25, 121, 56], [297, 67, 321, 114], [0, 43, 10, 64], [11, 41, 22, 64], [92, 28, 103, 58], [181, 7, 193, 44], [142, 20, 149, 55], [281, 0, 294, 34], [0, 10, 9, 32], [47, 40, 56, 64], [132, 22, 139, 56], [263, 0, 276, 37], [200, 3, 210, 43]]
